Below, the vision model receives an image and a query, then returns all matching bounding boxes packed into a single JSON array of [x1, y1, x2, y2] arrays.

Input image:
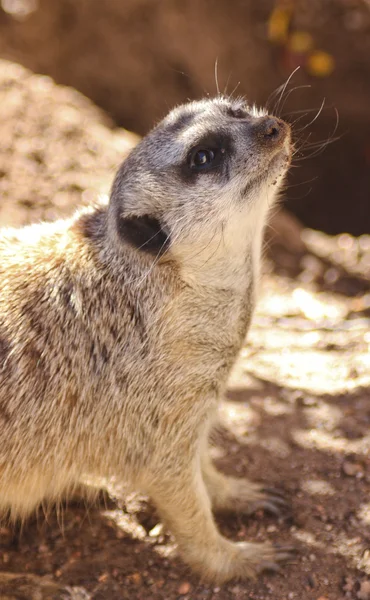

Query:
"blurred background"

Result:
[[0, 0, 369, 235]]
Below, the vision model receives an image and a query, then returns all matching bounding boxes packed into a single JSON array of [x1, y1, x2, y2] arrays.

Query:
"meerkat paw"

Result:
[[191, 539, 296, 583], [211, 478, 289, 517]]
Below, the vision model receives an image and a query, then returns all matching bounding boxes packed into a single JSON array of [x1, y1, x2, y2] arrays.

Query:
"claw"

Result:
[[250, 492, 290, 517], [252, 500, 282, 517], [273, 544, 298, 553], [273, 544, 299, 562], [257, 560, 281, 574], [267, 496, 290, 508], [261, 486, 287, 499]]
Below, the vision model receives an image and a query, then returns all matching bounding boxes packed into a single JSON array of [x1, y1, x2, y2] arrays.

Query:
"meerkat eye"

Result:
[[193, 149, 214, 166], [188, 147, 223, 171]]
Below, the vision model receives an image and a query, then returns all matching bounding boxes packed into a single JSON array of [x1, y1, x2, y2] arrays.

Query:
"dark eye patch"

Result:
[[117, 214, 170, 257], [193, 130, 234, 155], [179, 129, 234, 183]]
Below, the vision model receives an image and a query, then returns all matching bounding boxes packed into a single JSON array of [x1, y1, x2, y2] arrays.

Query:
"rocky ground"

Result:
[[0, 61, 369, 600]]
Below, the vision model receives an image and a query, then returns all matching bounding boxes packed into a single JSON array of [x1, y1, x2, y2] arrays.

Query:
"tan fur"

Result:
[[0, 97, 293, 582]]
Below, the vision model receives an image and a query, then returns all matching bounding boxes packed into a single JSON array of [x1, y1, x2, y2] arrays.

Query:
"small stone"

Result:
[[149, 523, 163, 537], [358, 580, 370, 600], [178, 581, 191, 595], [343, 577, 355, 592], [231, 585, 243, 595], [127, 572, 142, 585], [316, 596, 329, 600], [342, 460, 364, 477]]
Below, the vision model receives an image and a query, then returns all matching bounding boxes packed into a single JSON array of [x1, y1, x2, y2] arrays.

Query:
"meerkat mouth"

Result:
[[239, 145, 291, 200]]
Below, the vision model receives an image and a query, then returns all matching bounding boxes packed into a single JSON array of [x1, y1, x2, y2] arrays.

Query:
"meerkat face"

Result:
[[109, 97, 291, 274]]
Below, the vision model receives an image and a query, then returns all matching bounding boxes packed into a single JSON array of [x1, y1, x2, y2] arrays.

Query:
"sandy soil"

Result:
[[0, 61, 369, 600]]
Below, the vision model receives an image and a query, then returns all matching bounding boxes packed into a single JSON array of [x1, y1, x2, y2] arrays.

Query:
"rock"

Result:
[[342, 460, 364, 477], [358, 580, 370, 600], [177, 581, 191, 595]]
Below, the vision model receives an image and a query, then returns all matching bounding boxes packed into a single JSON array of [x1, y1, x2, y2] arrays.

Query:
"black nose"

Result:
[[254, 116, 289, 144]]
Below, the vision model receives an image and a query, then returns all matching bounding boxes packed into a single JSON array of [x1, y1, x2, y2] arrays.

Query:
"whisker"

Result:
[[228, 81, 241, 99], [286, 186, 313, 200], [284, 176, 318, 189], [214, 57, 220, 96], [294, 136, 342, 161], [272, 66, 301, 115], [223, 70, 233, 96], [266, 68, 302, 111], [276, 84, 312, 116], [294, 97, 326, 132], [284, 105, 331, 117]]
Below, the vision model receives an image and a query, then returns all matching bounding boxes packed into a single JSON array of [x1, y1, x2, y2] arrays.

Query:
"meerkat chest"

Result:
[[165, 275, 255, 389]]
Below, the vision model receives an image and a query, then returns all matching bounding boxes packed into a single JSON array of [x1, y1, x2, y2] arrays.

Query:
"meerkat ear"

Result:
[[117, 214, 170, 256]]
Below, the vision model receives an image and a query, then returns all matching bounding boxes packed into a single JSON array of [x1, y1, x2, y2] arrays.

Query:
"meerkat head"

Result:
[[108, 97, 291, 281]]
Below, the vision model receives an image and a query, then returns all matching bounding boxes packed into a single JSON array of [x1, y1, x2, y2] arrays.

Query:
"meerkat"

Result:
[[0, 96, 294, 583]]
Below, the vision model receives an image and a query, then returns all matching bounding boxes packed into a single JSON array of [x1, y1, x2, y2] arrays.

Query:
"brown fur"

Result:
[[0, 97, 293, 582]]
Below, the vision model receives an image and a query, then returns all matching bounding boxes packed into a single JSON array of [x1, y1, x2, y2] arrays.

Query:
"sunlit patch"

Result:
[[265, 396, 293, 415], [153, 543, 177, 558], [291, 428, 370, 456], [258, 436, 291, 458], [219, 401, 258, 440], [292, 288, 346, 321], [303, 403, 343, 432], [291, 529, 323, 548], [333, 532, 370, 574], [258, 292, 293, 317], [358, 503, 370, 526], [300, 479, 335, 496], [102, 509, 147, 540]]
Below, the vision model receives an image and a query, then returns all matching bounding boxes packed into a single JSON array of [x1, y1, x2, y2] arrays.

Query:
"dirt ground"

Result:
[[0, 61, 369, 600]]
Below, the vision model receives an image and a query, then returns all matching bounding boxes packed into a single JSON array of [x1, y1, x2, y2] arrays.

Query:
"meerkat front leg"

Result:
[[148, 453, 293, 583], [201, 450, 288, 517]]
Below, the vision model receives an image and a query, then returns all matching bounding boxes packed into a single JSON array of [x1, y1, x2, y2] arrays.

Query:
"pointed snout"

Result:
[[253, 116, 290, 146]]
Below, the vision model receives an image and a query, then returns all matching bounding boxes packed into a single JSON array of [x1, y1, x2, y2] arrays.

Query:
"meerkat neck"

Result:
[[175, 203, 271, 293]]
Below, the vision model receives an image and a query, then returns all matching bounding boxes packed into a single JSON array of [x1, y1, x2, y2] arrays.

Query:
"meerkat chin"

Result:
[[0, 96, 294, 583]]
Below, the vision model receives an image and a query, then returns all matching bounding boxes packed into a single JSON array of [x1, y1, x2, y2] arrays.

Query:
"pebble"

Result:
[[149, 523, 163, 537], [231, 585, 243, 595], [127, 572, 142, 585], [358, 580, 370, 600], [342, 460, 364, 477], [343, 577, 355, 592], [178, 581, 191, 595]]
